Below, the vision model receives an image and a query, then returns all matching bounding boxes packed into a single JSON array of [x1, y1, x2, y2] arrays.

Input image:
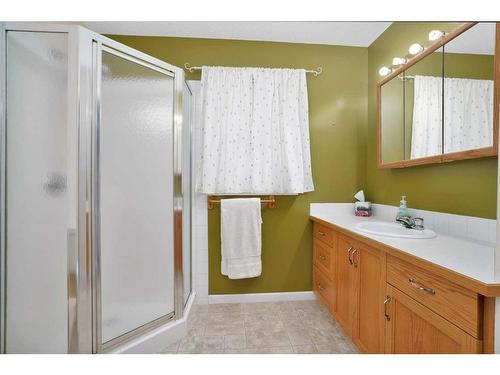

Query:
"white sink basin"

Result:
[[355, 221, 436, 239]]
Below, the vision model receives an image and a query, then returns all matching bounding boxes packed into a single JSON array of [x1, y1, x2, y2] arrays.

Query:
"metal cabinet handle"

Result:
[[319, 255, 326, 261], [408, 277, 435, 295], [317, 283, 325, 291], [318, 230, 326, 236], [347, 246, 354, 265], [351, 248, 358, 268], [384, 296, 391, 321]]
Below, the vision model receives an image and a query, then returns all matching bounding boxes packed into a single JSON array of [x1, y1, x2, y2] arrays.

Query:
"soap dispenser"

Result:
[[396, 195, 409, 221]]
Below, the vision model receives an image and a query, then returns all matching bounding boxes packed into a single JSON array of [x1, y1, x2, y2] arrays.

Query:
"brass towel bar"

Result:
[[207, 195, 276, 209]]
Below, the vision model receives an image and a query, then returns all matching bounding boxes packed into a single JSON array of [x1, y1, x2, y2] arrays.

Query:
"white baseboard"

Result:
[[208, 291, 315, 304]]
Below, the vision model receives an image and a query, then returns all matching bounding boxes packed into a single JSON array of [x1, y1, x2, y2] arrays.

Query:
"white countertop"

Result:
[[310, 203, 499, 285]]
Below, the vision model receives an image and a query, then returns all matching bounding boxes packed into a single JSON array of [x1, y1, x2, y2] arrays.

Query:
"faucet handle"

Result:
[[413, 217, 424, 230]]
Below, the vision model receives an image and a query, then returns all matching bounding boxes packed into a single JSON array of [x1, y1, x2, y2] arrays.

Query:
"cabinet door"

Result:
[[335, 235, 357, 336], [353, 244, 386, 354], [385, 285, 481, 354]]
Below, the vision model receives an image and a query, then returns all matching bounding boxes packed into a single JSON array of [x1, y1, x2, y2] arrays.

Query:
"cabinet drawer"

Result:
[[313, 265, 334, 312], [313, 222, 335, 247], [313, 238, 334, 278], [387, 255, 480, 338]]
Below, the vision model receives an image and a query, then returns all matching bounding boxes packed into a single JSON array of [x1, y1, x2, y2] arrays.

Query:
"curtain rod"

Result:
[[184, 63, 323, 77]]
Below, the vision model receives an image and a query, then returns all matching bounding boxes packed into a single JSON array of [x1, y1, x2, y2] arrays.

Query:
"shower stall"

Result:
[[0, 23, 193, 353]]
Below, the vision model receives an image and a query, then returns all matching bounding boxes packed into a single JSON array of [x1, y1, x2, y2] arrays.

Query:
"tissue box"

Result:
[[354, 201, 372, 217]]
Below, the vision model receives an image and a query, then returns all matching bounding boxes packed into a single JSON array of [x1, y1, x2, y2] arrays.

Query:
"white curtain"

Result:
[[410, 75, 443, 159], [411, 75, 494, 158], [196, 66, 314, 195]]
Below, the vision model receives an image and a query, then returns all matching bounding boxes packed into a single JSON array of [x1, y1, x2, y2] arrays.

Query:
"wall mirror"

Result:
[[377, 22, 499, 168]]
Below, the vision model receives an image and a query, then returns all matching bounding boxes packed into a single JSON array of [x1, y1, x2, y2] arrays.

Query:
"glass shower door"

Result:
[[5, 31, 72, 353], [96, 46, 175, 348]]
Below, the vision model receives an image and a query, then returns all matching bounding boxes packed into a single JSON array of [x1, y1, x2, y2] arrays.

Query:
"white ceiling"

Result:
[[82, 21, 392, 47], [445, 22, 496, 55]]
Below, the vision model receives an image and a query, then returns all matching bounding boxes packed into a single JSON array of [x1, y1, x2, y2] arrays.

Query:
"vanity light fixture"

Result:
[[428, 30, 446, 41], [379, 66, 392, 76], [408, 43, 424, 55], [392, 57, 407, 66]]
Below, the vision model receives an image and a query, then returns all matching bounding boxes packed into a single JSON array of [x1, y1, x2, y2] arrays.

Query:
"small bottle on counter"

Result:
[[395, 195, 410, 221]]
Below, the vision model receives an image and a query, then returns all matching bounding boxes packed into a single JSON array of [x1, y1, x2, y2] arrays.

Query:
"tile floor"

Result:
[[158, 300, 358, 354]]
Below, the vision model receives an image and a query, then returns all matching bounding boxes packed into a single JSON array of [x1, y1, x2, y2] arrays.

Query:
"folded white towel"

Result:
[[220, 198, 262, 279]]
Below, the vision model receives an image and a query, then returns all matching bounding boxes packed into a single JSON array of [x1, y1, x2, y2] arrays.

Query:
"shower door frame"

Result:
[[91, 40, 184, 353], [0, 23, 187, 354], [0, 22, 5, 355], [0, 22, 89, 354]]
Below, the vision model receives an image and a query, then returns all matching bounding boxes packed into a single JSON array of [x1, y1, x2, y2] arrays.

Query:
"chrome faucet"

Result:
[[396, 216, 425, 230]]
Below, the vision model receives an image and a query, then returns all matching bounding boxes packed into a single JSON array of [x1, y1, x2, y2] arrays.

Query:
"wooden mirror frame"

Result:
[[377, 22, 500, 169]]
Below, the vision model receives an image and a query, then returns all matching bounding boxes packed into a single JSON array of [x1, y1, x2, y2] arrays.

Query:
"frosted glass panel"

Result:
[[182, 82, 192, 307], [6, 31, 70, 353], [100, 50, 175, 343]]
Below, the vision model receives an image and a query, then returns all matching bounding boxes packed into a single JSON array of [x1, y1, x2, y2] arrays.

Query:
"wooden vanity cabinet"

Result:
[[311, 219, 495, 354]]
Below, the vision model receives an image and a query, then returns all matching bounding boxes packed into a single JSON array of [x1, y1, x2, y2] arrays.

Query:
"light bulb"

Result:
[[392, 57, 407, 66], [429, 30, 445, 41], [408, 43, 424, 55], [379, 66, 392, 76]]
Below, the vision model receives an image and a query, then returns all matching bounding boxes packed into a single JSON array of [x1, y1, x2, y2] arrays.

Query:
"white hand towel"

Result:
[[220, 198, 262, 279]]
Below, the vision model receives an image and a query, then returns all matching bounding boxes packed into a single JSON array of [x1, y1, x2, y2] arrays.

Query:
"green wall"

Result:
[[367, 23, 497, 219], [108, 35, 368, 294]]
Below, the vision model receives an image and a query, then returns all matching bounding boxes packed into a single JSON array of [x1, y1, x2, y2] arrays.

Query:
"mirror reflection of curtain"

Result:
[[443, 77, 494, 153], [411, 75, 494, 158], [410, 75, 442, 159]]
